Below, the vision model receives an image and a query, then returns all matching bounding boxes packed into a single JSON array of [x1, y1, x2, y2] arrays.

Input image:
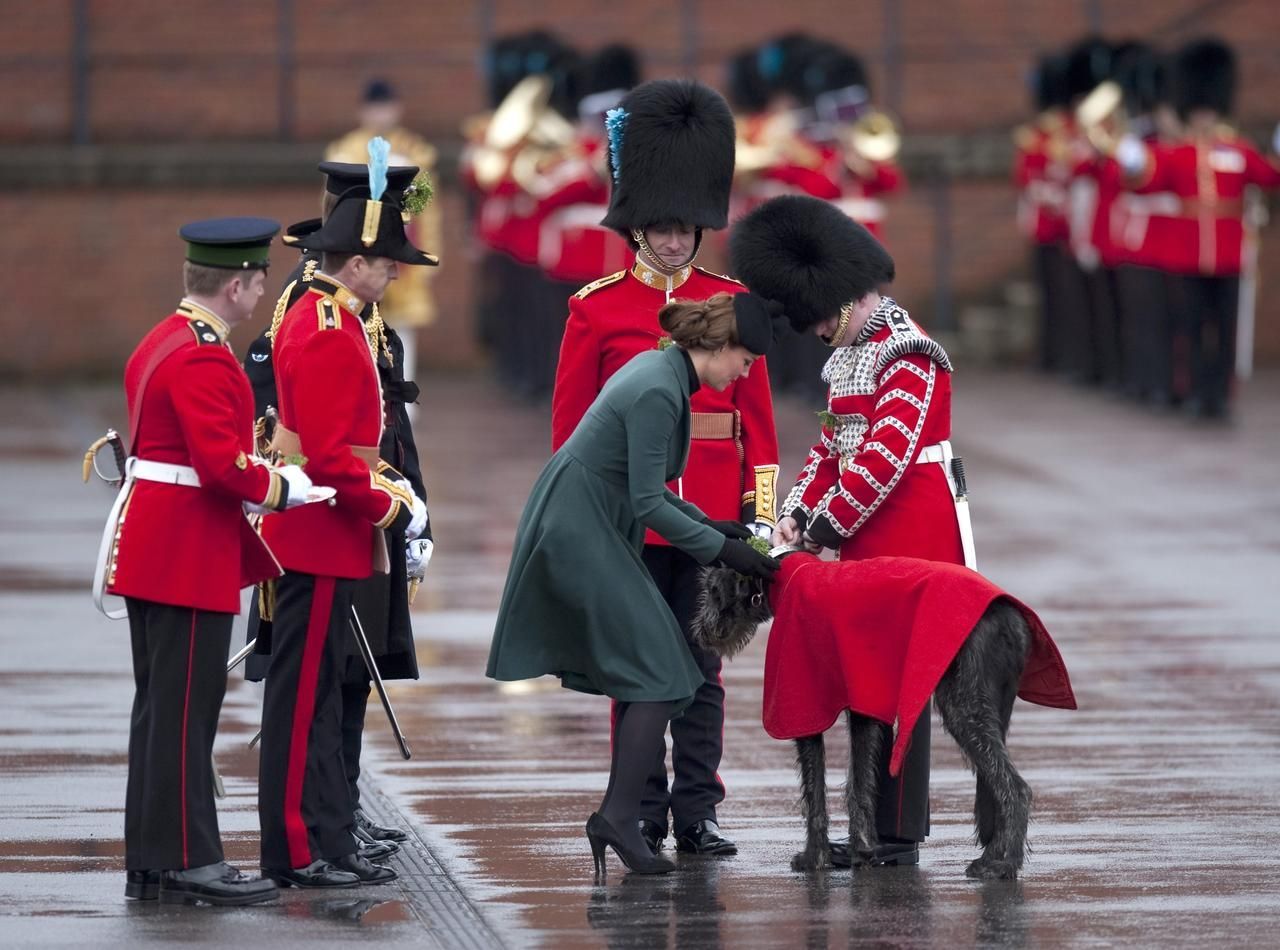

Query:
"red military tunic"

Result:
[[783, 298, 962, 564], [551, 258, 781, 539], [532, 136, 632, 283], [261, 278, 414, 579], [1013, 115, 1070, 246], [1129, 131, 1280, 276], [761, 141, 904, 240], [109, 302, 282, 613]]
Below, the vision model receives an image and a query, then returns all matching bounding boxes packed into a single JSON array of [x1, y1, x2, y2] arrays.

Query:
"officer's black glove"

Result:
[[717, 538, 780, 579], [704, 518, 753, 540]]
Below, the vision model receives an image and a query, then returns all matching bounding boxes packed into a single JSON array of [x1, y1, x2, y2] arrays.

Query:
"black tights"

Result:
[[599, 701, 672, 854]]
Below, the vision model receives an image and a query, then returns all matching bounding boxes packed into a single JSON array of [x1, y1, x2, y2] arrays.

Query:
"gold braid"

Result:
[[365, 303, 394, 367], [267, 259, 320, 346]]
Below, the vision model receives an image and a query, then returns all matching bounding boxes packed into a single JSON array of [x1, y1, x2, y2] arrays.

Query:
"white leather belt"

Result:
[[915, 444, 946, 464], [92, 457, 202, 619], [129, 458, 201, 487], [916, 440, 978, 571]]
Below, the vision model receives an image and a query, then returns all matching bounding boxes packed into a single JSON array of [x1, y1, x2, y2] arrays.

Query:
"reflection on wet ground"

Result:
[[2, 373, 1279, 947]]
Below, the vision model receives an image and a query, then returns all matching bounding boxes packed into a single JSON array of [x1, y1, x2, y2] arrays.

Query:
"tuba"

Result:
[[465, 74, 569, 191]]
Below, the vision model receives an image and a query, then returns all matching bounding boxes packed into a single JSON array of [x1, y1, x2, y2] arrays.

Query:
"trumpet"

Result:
[[1076, 80, 1128, 156]]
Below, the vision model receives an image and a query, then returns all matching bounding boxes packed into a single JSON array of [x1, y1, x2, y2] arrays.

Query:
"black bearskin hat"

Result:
[[1112, 42, 1167, 116], [730, 195, 895, 334], [1032, 53, 1071, 111], [727, 47, 771, 114], [1066, 36, 1113, 101], [600, 79, 736, 236], [802, 47, 870, 106], [1173, 37, 1235, 119]]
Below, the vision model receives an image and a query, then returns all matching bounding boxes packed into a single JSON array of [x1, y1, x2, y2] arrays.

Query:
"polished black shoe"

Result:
[[586, 813, 676, 876], [638, 819, 667, 855], [357, 837, 400, 861], [354, 807, 408, 843], [675, 819, 737, 856], [158, 862, 279, 906], [331, 852, 398, 884], [125, 869, 159, 901], [829, 836, 920, 868], [264, 859, 361, 889]]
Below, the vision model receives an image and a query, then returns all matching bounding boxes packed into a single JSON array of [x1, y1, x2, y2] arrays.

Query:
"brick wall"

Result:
[[2, 0, 1279, 378]]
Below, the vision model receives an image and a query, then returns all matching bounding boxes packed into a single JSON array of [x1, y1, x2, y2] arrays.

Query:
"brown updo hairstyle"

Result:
[[657, 292, 739, 351]]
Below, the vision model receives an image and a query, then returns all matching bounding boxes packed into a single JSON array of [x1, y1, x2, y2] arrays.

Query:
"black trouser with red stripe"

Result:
[[639, 545, 726, 836], [258, 571, 359, 870], [124, 598, 231, 872]]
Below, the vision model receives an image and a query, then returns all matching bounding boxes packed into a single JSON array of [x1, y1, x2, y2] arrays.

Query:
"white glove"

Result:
[[406, 538, 434, 578], [406, 493, 428, 540], [1115, 133, 1148, 177], [278, 464, 315, 509]]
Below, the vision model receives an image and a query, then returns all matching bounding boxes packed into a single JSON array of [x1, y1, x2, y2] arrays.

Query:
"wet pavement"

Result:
[[2, 368, 1279, 947]]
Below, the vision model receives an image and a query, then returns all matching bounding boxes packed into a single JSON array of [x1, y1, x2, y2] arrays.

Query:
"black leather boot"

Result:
[[264, 859, 361, 889], [675, 819, 737, 856], [125, 869, 159, 901]]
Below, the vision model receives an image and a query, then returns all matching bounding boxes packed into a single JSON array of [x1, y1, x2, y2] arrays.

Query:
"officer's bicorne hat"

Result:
[[303, 187, 437, 266], [180, 217, 280, 270], [283, 162, 422, 249], [1173, 37, 1235, 119], [599, 79, 736, 238], [729, 194, 894, 334]]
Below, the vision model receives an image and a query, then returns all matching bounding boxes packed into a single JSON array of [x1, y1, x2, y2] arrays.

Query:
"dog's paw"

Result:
[[965, 857, 1018, 880], [791, 848, 831, 872]]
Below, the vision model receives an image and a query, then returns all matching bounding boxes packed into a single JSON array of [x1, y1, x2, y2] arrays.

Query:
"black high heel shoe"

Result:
[[586, 813, 676, 876]]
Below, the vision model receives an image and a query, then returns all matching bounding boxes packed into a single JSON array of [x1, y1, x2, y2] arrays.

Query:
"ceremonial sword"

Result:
[[243, 608, 412, 760]]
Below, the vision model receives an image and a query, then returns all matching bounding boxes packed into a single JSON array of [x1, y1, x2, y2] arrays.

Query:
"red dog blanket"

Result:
[[763, 553, 1076, 776]]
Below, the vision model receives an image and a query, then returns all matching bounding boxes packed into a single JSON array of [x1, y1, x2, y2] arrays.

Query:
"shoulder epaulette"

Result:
[[186, 319, 223, 346], [316, 297, 342, 331], [692, 265, 744, 287], [876, 305, 953, 373], [574, 270, 627, 299]]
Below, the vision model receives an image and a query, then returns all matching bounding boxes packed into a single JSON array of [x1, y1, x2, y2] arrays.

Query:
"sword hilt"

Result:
[[950, 457, 968, 499]]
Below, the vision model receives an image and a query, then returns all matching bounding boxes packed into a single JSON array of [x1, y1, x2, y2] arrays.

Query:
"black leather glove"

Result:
[[803, 515, 844, 551], [704, 518, 753, 540], [717, 538, 780, 579]]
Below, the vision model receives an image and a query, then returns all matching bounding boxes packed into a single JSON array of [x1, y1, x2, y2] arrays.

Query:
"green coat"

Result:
[[486, 345, 725, 705]]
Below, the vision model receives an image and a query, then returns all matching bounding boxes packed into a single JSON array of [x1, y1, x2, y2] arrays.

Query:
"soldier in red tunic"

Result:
[[1013, 53, 1072, 372], [1117, 38, 1280, 419], [551, 79, 780, 857], [733, 194, 970, 868], [257, 175, 432, 888], [104, 218, 310, 906]]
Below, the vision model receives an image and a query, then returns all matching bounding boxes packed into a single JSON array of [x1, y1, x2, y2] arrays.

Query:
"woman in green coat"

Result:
[[487, 292, 781, 874]]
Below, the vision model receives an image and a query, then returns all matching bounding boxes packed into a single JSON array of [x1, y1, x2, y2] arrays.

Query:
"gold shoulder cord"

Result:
[[365, 304, 393, 366], [266, 280, 297, 345]]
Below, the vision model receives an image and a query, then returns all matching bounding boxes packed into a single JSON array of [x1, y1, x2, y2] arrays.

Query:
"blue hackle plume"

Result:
[[605, 107, 627, 184], [367, 136, 391, 200]]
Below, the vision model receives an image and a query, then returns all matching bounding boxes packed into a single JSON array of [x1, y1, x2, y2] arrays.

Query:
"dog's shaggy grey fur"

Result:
[[692, 564, 1034, 880]]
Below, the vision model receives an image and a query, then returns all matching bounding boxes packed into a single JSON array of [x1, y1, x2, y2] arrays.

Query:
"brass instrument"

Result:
[[844, 108, 901, 164], [464, 74, 577, 192], [1076, 80, 1128, 156]]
